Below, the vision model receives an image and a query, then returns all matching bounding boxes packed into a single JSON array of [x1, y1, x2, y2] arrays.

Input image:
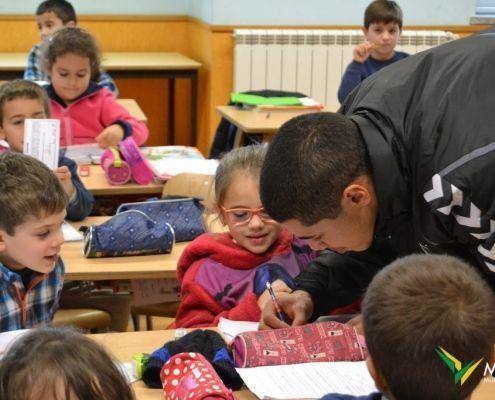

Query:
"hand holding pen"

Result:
[[266, 281, 286, 323]]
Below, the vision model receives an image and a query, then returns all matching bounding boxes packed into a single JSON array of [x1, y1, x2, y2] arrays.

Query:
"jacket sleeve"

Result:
[[60, 157, 95, 221], [422, 173, 495, 290], [294, 245, 391, 318], [99, 89, 149, 146], [337, 61, 365, 104], [174, 261, 261, 328]]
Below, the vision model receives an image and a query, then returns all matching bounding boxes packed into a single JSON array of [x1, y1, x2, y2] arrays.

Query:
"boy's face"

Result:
[[49, 53, 91, 104], [0, 98, 47, 152], [0, 209, 66, 273], [364, 21, 401, 60], [36, 11, 67, 43]]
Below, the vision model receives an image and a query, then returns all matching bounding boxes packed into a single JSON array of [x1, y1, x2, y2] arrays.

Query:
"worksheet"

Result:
[[23, 119, 60, 170]]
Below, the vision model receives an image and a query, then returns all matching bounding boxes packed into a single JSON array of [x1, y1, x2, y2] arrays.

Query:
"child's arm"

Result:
[[97, 89, 149, 147], [24, 45, 43, 81], [58, 157, 95, 221], [337, 61, 366, 104], [174, 267, 262, 328]]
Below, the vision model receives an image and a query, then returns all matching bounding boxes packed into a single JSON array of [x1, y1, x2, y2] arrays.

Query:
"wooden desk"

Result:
[[90, 329, 256, 400], [216, 106, 331, 147], [118, 99, 147, 123], [80, 165, 164, 196], [90, 329, 493, 400], [0, 52, 201, 145], [62, 217, 185, 281]]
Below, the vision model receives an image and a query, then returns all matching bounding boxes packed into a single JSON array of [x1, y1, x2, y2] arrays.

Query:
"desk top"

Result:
[[63, 217, 184, 281], [0, 52, 201, 71], [90, 329, 255, 400], [80, 165, 164, 196], [216, 105, 331, 133], [90, 329, 492, 400], [117, 98, 147, 123]]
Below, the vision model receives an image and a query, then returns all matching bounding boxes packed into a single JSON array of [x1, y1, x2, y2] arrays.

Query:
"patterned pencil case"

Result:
[[232, 321, 367, 368], [82, 210, 175, 258], [116, 197, 205, 242]]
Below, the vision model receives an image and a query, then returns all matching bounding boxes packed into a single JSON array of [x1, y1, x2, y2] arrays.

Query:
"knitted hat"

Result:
[[142, 330, 243, 390]]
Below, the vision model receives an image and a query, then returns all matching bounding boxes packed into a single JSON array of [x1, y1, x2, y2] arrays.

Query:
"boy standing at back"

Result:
[[337, 0, 408, 103], [322, 254, 495, 400], [0, 152, 67, 332], [24, 0, 119, 96]]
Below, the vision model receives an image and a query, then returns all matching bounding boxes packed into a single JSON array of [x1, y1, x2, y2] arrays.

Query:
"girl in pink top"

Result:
[[43, 27, 148, 148]]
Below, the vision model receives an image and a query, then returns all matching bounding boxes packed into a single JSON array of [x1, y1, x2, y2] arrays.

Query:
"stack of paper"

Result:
[[236, 361, 377, 399]]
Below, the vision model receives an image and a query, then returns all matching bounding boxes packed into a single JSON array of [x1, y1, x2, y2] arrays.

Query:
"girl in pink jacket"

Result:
[[43, 27, 148, 148]]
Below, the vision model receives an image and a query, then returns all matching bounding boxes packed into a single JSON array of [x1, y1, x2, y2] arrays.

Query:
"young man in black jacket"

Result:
[[259, 29, 495, 328]]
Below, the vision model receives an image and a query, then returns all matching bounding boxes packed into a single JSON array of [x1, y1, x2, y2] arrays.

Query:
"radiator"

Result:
[[233, 29, 458, 109]]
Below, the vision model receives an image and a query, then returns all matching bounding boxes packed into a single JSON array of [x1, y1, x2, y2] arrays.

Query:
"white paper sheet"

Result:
[[218, 317, 259, 342], [0, 329, 30, 359], [62, 143, 104, 165], [62, 221, 83, 242], [236, 361, 377, 399], [149, 158, 218, 180], [23, 119, 60, 170]]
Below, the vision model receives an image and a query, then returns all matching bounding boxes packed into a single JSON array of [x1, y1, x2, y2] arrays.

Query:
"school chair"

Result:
[[131, 173, 215, 330], [53, 308, 111, 333]]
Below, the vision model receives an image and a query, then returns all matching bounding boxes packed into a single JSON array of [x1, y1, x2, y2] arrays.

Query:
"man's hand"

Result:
[[54, 166, 75, 198], [259, 289, 314, 330], [95, 124, 125, 148], [257, 279, 292, 310], [353, 42, 373, 64]]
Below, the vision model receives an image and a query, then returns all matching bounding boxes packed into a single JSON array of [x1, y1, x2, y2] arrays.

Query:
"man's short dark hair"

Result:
[[36, 0, 77, 24], [363, 254, 495, 400], [364, 0, 403, 30], [260, 112, 371, 226]]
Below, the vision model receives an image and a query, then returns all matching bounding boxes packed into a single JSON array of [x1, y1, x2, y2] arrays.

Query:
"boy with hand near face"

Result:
[[0, 79, 94, 221], [0, 152, 67, 332], [24, 0, 118, 96], [337, 0, 408, 103]]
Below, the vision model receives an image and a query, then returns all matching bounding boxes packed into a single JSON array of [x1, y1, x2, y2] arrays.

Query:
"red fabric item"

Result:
[[50, 88, 149, 147], [160, 352, 236, 400], [172, 231, 294, 329]]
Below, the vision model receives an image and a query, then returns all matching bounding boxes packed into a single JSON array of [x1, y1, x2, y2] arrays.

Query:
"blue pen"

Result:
[[266, 281, 285, 322]]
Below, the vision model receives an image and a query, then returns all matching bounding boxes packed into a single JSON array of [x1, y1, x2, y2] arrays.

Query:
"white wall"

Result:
[[0, 0, 477, 25]]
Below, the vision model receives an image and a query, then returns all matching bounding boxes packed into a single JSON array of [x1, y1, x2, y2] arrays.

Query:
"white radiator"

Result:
[[233, 29, 458, 109]]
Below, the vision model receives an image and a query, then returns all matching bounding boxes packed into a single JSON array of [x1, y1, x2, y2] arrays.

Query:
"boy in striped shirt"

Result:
[[0, 152, 66, 331]]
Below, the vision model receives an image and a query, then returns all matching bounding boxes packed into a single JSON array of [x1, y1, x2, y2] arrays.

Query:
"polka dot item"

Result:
[[160, 352, 235, 400]]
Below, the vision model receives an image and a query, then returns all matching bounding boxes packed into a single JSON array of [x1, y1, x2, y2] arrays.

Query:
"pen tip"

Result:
[[266, 281, 271, 289]]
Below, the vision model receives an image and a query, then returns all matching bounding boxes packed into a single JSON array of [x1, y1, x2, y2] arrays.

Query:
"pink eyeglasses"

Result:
[[220, 206, 275, 226]]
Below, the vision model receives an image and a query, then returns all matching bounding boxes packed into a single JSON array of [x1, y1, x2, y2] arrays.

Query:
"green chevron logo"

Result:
[[436, 346, 484, 386]]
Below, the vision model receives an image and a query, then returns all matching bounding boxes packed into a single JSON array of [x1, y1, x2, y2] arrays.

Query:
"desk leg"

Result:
[[168, 78, 175, 145], [190, 71, 198, 146], [233, 126, 245, 148]]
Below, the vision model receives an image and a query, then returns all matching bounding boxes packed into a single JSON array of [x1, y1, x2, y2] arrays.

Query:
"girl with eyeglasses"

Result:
[[173, 145, 316, 328]]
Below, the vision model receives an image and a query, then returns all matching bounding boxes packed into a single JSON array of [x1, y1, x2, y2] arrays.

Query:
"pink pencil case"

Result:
[[100, 147, 131, 185], [232, 321, 367, 368], [118, 137, 154, 185]]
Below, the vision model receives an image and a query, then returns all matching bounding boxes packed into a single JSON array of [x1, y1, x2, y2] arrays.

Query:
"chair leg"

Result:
[[146, 315, 153, 330], [132, 314, 140, 331]]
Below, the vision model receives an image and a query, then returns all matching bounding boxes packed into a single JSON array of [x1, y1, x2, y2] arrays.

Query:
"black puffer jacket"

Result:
[[295, 29, 495, 316]]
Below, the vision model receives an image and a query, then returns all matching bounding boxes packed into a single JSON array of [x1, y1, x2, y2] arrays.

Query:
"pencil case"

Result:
[[100, 147, 131, 185], [116, 197, 205, 242], [232, 321, 367, 368], [82, 209, 175, 258], [118, 136, 155, 185]]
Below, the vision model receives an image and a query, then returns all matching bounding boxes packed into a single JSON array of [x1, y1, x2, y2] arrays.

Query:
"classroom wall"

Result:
[[209, 0, 477, 26]]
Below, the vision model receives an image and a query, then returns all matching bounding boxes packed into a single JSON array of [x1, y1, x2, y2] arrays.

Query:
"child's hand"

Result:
[[54, 166, 75, 198], [353, 42, 373, 64], [96, 124, 125, 148]]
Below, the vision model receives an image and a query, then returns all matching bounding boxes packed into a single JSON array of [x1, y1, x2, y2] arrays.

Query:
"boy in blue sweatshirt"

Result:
[[0, 80, 94, 221], [337, 1, 408, 104], [321, 254, 495, 400]]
